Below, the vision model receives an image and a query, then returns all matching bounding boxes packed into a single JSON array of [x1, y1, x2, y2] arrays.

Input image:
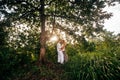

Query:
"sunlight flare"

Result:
[[50, 35, 58, 42]]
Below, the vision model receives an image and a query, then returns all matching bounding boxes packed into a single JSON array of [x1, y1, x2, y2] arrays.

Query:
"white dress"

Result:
[[57, 42, 64, 64]]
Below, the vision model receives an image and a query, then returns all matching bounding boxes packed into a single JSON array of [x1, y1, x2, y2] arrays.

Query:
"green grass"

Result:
[[0, 43, 120, 80], [63, 52, 120, 80]]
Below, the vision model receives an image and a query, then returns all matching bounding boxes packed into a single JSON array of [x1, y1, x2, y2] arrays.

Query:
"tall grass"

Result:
[[45, 42, 120, 80], [63, 52, 120, 80]]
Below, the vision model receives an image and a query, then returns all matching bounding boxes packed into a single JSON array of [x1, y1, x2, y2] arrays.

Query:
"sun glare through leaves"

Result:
[[50, 35, 58, 42]]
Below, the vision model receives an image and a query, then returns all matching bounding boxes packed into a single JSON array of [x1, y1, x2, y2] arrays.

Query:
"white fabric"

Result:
[[57, 42, 64, 64], [57, 43, 61, 52], [57, 51, 64, 64]]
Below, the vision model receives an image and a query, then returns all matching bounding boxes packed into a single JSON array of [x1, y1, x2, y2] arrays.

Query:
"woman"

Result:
[[56, 39, 64, 64]]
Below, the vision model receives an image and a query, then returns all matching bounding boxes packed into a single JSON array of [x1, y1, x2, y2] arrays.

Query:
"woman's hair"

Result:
[[57, 38, 62, 43], [62, 40, 66, 44]]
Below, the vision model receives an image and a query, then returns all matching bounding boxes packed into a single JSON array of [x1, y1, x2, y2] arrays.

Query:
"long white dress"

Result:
[[57, 42, 64, 64]]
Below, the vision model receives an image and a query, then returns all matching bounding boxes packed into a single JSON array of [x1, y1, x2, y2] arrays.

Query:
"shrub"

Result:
[[63, 52, 120, 80]]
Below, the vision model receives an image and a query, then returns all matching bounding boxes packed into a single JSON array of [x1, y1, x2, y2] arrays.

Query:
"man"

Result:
[[57, 39, 64, 64], [61, 40, 68, 63]]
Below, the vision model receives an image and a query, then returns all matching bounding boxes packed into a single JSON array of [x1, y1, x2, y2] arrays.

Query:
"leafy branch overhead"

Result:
[[0, 0, 119, 38]]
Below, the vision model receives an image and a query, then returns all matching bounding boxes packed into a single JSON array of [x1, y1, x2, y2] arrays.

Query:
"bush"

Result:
[[0, 48, 33, 80], [63, 52, 120, 80]]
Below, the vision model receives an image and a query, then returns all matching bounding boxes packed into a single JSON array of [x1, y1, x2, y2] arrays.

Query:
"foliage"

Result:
[[0, 47, 33, 80], [0, 32, 120, 80], [0, 0, 118, 40], [63, 41, 120, 80], [63, 52, 120, 80], [0, 0, 120, 80], [46, 43, 57, 62], [0, 21, 8, 49]]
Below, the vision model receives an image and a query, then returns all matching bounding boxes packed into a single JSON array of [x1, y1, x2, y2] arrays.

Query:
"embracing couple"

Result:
[[57, 39, 68, 64]]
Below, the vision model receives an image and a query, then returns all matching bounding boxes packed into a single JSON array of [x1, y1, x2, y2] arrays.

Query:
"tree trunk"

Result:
[[39, 0, 46, 64]]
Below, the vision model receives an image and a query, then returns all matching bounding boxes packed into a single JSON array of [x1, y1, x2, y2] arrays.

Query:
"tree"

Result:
[[0, 17, 10, 50], [0, 0, 119, 64]]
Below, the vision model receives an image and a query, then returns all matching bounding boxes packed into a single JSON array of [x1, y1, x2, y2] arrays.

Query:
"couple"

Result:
[[57, 39, 68, 64]]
